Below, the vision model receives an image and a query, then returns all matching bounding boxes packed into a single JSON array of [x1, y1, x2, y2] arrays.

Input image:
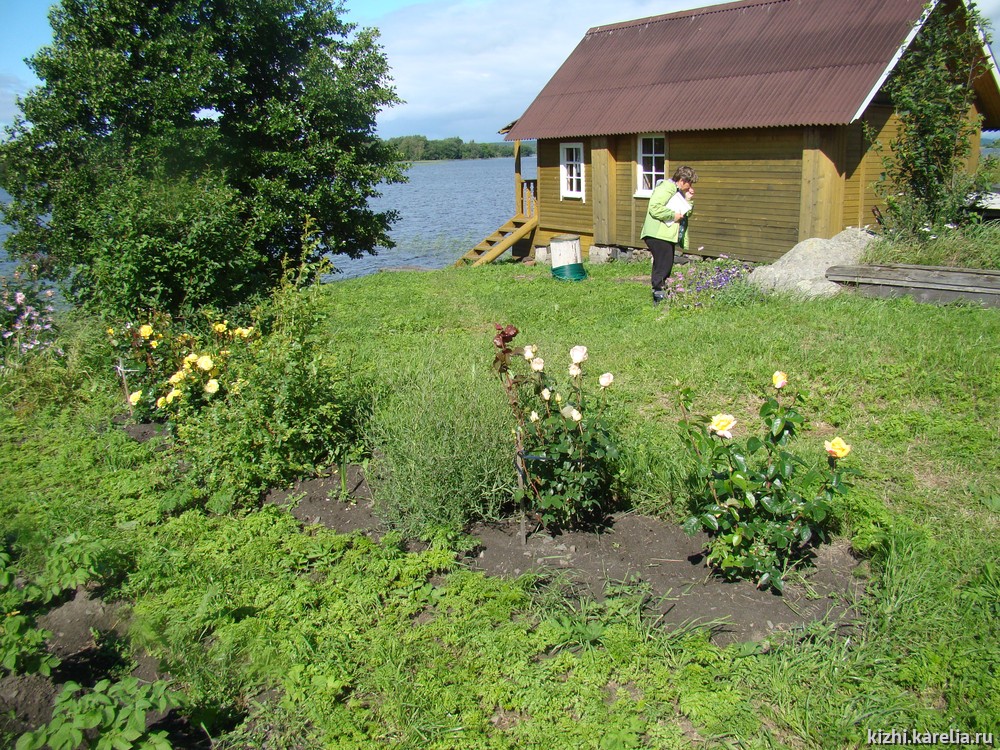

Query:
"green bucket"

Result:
[[551, 262, 588, 281]]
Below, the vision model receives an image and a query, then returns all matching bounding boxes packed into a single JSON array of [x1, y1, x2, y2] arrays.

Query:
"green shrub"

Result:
[[678, 372, 853, 591], [492, 324, 619, 530], [74, 168, 266, 317], [366, 339, 514, 536], [16, 677, 182, 750], [164, 271, 363, 514]]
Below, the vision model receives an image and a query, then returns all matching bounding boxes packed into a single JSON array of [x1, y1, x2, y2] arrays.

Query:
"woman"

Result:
[[640, 165, 698, 305]]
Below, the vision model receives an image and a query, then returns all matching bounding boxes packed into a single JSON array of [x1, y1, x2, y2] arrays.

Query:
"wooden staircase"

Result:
[[454, 213, 538, 267]]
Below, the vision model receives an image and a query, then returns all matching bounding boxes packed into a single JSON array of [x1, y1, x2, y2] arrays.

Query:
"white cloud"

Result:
[[371, 0, 682, 140]]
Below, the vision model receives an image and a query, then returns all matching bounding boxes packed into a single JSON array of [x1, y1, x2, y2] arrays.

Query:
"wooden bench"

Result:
[[825, 264, 1000, 307]]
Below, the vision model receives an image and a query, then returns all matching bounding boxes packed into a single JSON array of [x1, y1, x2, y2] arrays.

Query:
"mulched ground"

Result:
[[1, 439, 865, 743]]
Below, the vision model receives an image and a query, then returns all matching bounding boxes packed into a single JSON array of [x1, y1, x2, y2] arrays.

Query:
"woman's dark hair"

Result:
[[672, 165, 698, 183]]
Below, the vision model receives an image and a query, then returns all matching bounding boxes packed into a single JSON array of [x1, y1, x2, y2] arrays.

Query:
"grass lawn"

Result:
[[1, 259, 997, 748]]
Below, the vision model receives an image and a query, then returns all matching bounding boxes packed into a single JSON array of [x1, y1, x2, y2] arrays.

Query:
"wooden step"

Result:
[[455, 214, 537, 266]]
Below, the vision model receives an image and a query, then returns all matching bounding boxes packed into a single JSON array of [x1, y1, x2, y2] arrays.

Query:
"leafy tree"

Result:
[[0, 0, 404, 315], [877, 0, 996, 232]]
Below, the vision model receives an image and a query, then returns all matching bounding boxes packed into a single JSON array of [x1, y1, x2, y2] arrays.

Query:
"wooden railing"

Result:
[[517, 178, 538, 218]]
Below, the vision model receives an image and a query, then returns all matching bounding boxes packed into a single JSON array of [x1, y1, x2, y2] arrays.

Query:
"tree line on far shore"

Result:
[[386, 135, 535, 162]]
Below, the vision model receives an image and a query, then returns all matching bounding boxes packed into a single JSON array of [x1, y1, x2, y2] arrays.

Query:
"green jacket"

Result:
[[640, 179, 690, 249]]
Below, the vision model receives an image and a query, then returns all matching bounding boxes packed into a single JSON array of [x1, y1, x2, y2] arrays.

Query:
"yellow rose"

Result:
[[772, 371, 788, 389], [149, 340, 158, 349], [106, 327, 115, 336], [196, 355, 214, 371], [139, 324, 153, 338], [709, 414, 737, 439], [166, 388, 183, 403], [204, 379, 220, 394], [824, 437, 852, 459], [169, 370, 186, 385], [213, 322, 228, 334], [156, 396, 167, 408], [128, 390, 143, 406], [184, 352, 199, 364]]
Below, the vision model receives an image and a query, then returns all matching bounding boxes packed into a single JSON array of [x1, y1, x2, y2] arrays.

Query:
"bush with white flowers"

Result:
[[492, 324, 619, 529]]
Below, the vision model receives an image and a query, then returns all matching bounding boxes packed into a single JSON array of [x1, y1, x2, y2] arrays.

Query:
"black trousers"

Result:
[[644, 236, 675, 291]]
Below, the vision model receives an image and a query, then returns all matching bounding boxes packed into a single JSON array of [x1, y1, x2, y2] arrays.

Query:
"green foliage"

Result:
[[678, 374, 852, 591], [493, 324, 619, 530], [876, 1, 994, 232], [1, 0, 405, 315], [386, 134, 535, 161], [16, 677, 181, 750], [1, 534, 111, 679], [73, 168, 265, 316], [365, 339, 514, 535], [164, 266, 361, 513]]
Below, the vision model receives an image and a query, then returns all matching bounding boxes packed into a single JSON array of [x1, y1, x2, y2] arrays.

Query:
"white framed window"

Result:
[[559, 142, 585, 200], [635, 134, 666, 196]]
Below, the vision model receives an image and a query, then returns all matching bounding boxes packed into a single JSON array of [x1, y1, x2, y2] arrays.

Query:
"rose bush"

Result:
[[493, 325, 619, 531], [678, 371, 855, 591]]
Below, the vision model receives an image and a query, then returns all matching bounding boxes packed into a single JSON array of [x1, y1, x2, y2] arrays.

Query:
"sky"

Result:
[[2, 0, 1000, 143]]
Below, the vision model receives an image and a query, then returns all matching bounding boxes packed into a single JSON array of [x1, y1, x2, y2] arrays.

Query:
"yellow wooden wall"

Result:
[[631, 130, 804, 262], [841, 105, 896, 229], [531, 102, 987, 263], [535, 139, 595, 254]]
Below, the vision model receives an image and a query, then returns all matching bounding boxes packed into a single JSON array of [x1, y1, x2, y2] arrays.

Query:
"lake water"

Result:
[[0, 156, 537, 283]]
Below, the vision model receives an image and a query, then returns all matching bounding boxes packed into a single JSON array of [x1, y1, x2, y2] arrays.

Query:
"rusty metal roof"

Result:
[[505, 0, 974, 140]]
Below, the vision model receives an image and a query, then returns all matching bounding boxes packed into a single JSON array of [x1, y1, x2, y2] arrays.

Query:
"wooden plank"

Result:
[[590, 138, 615, 245], [826, 264, 1000, 306]]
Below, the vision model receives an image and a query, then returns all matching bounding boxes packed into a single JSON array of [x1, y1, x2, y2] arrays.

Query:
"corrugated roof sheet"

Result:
[[505, 0, 930, 140]]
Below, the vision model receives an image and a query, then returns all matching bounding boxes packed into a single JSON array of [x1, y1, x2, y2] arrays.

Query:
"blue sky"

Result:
[[2, 0, 1000, 142]]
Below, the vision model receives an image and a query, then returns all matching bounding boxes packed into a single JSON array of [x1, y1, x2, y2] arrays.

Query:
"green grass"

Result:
[[1, 259, 997, 747], [862, 221, 1000, 269]]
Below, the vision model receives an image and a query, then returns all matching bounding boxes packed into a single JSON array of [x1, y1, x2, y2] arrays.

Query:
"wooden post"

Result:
[[590, 137, 617, 246], [799, 127, 845, 240], [513, 139, 523, 216]]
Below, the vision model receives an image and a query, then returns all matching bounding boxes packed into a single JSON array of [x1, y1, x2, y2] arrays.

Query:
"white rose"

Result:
[[523, 344, 537, 360], [541, 388, 551, 401], [599, 372, 614, 388], [571, 408, 583, 422], [529, 410, 540, 422], [569, 345, 589, 364], [530, 357, 544, 372], [569, 363, 582, 378]]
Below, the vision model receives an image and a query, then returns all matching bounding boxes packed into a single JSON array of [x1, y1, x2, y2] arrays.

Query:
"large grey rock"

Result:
[[749, 228, 874, 298]]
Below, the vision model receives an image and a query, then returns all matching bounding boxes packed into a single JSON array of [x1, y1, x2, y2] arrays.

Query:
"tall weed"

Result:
[[365, 339, 514, 535]]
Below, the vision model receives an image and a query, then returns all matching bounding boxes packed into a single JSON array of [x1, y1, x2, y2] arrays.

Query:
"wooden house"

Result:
[[458, 0, 1000, 265]]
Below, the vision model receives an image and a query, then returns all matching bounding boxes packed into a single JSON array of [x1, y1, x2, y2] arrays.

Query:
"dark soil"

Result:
[[265, 467, 866, 645], [3, 453, 864, 745]]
